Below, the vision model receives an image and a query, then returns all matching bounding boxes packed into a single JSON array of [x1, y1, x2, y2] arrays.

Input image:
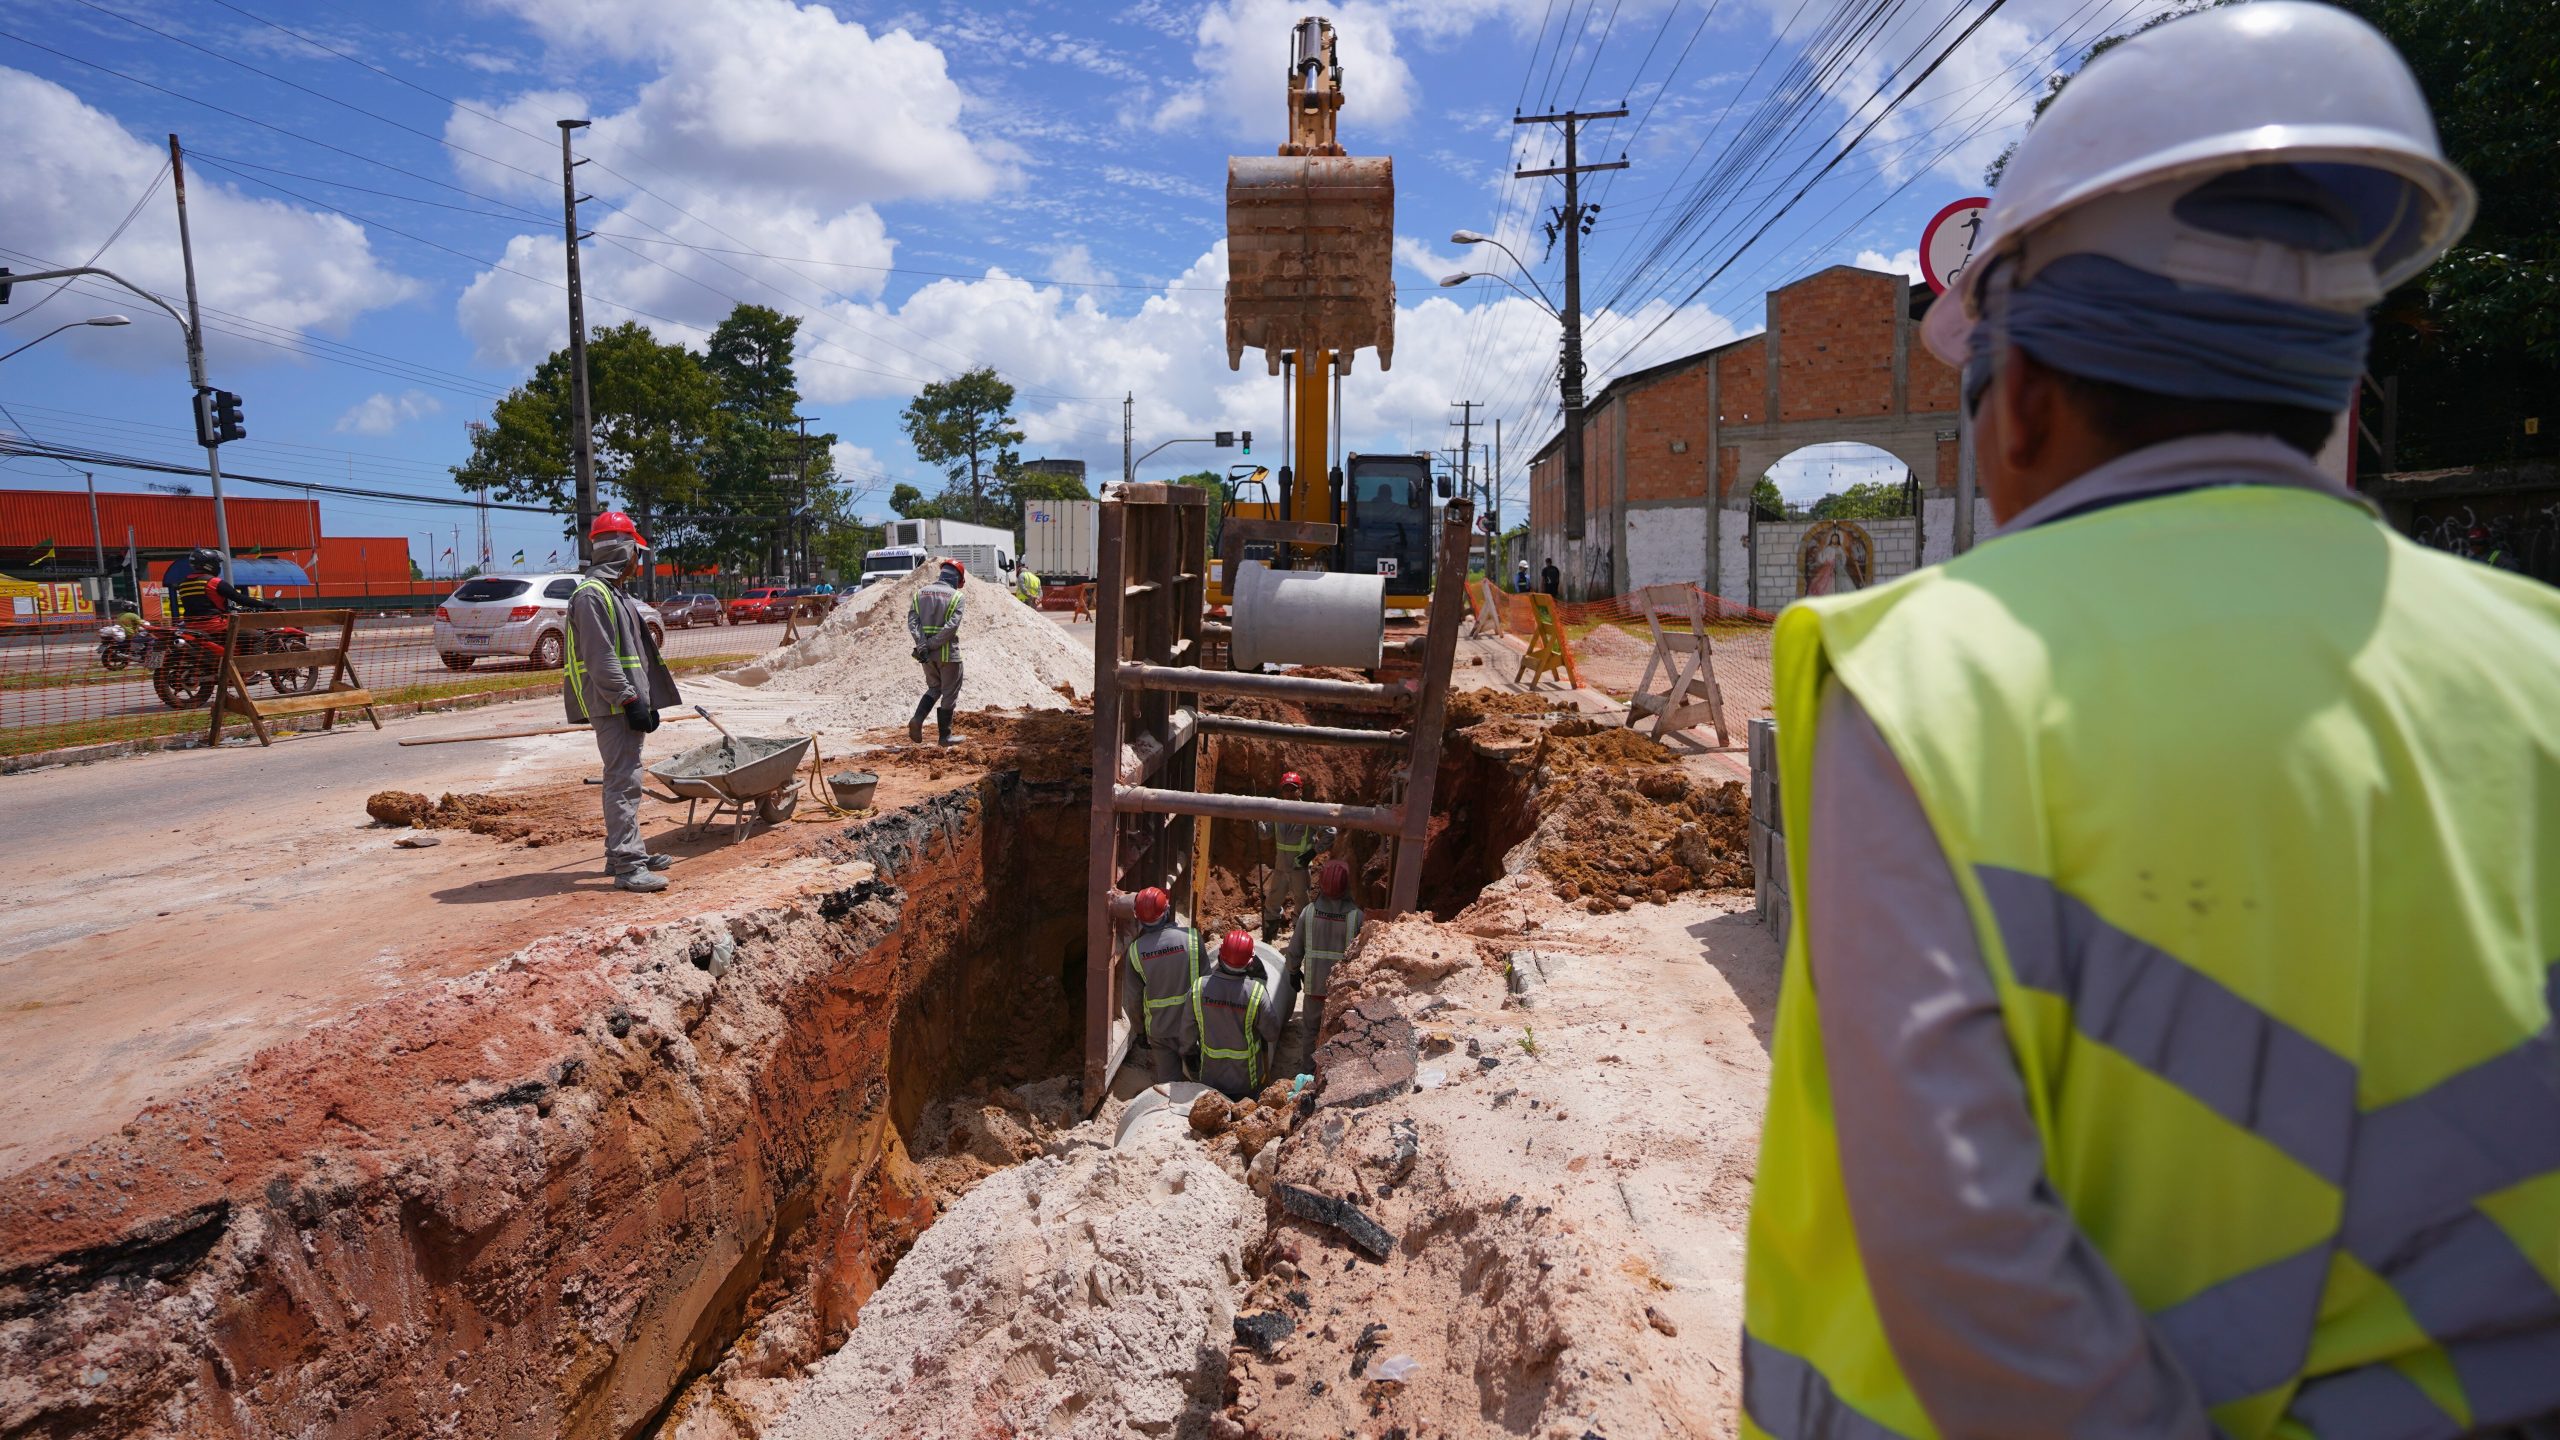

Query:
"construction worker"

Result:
[[1513, 560, 1530, 593], [1170, 930, 1293, 1102], [1254, 771, 1336, 942], [1121, 885, 1201, 1085], [564, 512, 683, 893], [907, 559, 965, 746], [1539, 557, 1560, 598], [1743, 8, 2560, 1438], [1015, 565, 1043, 608], [1285, 858, 1362, 1072]]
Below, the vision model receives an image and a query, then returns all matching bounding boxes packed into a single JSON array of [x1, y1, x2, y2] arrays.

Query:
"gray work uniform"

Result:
[[908, 579, 964, 714], [1170, 944, 1292, 1101], [1255, 819, 1334, 933], [563, 565, 681, 876], [1284, 897, 1362, 1070], [1793, 437, 2396, 1436], [1122, 917, 1202, 1085]]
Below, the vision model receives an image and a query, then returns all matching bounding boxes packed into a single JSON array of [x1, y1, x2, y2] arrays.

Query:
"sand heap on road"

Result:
[[770, 1124, 1253, 1440], [719, 566, 1090, 732]]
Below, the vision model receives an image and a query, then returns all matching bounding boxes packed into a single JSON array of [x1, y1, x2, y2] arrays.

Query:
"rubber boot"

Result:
[[908, 692, 936, 744], [936, 708, 959, 747]]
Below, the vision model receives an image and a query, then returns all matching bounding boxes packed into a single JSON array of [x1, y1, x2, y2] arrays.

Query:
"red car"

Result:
[[727, 586, 790, 623]]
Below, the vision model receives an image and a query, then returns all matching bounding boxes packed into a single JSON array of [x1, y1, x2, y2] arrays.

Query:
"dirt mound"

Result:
[[723, 567, 1091, 730], [361, 788, 598, 847], [769, 1124, 1254, 1440], [1446, 689, 1569, 728], [853, 709, 1094, 787], [1530, 733, 1752, 906]]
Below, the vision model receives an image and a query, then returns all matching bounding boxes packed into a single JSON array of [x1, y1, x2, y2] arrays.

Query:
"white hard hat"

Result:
[[1923, 0, 2473, 367]]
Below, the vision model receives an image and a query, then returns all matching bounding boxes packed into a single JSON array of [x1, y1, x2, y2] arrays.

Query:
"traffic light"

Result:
[[1240, 430, 1252, 455], [192, 388, 217, 447], [195, 388, 247, 446]]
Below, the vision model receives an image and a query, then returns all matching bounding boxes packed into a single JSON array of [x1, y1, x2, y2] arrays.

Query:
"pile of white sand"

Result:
[[769, 1126, 1253, 1440], [718, 566, 1091, 732]]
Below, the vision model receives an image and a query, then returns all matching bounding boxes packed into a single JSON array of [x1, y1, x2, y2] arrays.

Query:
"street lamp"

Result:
[[1450, 230, 1555, 308], [1439, 271, 1557, 317], [0, 313, 131, 365]]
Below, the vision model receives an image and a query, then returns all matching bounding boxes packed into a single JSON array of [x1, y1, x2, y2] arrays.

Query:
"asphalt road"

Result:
[[1, 617, 774, 741]]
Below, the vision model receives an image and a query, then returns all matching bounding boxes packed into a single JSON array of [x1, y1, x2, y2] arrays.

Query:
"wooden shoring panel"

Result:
[[1384, 499, 1474, 917], [1083, 485, 1208, 1111]]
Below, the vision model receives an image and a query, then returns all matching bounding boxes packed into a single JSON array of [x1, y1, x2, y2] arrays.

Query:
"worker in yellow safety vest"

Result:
[[1015, 565, 1043, 607], [564, 512, 684, 893], [1285, 858, 1362, 1073], [1255, 770, 1336, 942], [1171, 930, 1292, 1101], [1742, 7, 2560, 1438], [906, 559, 966, 746], [1121, 885, 1201, 1085]]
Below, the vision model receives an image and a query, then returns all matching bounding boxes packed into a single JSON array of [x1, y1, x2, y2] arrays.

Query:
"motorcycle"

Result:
[[95, 623, 162, 671], [150, 616, 319, 709]]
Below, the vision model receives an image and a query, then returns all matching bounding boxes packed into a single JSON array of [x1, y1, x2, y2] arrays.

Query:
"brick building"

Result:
[[1527, 264, 1990, 604]]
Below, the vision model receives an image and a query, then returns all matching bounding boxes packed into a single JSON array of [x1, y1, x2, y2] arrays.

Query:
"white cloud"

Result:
[[1855, 247, 1921, 281], [1038, 245, 1119, 288], [0, 68, 419, 367], [1767, 442, 1909, 505], [334, 390, 443, 435], [782, 243, 1735, 524], [1157, 0, 1418, 139], [1393, 234, 1469, 284], [448, 0, 1008, 209]]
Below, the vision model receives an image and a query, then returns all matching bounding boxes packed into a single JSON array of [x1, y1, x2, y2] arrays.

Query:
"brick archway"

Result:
[[1528, 263, 1983, 603]]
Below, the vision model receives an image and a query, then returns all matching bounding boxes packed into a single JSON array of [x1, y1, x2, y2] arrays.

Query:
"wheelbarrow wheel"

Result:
[[756, 791, 797, 825]]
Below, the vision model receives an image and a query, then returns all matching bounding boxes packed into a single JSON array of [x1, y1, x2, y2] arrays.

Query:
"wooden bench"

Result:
[[206, 609, 380, 746]]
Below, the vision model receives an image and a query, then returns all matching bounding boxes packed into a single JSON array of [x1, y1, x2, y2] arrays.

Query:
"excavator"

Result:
[[1215, 16, 1436, 607]]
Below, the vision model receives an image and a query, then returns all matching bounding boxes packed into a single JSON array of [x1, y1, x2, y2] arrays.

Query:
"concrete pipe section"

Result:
[[1231, 560, 1386, 671]]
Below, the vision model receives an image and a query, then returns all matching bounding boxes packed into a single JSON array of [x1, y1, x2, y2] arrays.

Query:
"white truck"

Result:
[[859, 517, 1018, 589], [1022, 499, 1098, 586]]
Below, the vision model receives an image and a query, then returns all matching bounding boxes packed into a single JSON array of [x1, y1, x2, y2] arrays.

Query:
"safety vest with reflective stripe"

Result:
[[1125, 919, 1201, 1045], [1271, 823, 1317, 863], [1747, 485, 2560, 1440], [1193, 968, 1267, 1096], [1299, 900, 1358, 995], [912, 584, 962, 662], [562, 578, 644, 721]]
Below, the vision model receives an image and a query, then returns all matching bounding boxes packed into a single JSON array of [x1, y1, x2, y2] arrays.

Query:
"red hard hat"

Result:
[[942, 559, 967, 586], [1133, 886, 1170, 924], [1317, 859, 1351, 900], [590, 510, 649, 547], [1279, 770, 1305, 790], [1218, 930, 1257, 970]]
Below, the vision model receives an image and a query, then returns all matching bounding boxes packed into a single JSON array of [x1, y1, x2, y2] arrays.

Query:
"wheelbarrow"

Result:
[[643, 728, 813, 840]]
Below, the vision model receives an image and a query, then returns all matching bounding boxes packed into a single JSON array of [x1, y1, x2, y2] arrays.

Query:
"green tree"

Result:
[[1808, 479, 1909, 520], [696, 305, 814, 580], [900, 367, 1023, 524], [1751, 475, 1796, 520], [889, 482, 929, 518], [451, 321, 718, 571]]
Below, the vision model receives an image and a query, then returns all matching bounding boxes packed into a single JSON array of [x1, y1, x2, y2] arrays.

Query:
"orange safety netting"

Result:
[[1473, 580, 1779, 729]]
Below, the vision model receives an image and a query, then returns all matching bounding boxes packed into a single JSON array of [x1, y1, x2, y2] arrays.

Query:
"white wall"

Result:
[[1625, 506, 1707, 589], [1719, 522, 1751, 609], [1753, 515, 1922, 607], [1920, 496, 1999, 566]]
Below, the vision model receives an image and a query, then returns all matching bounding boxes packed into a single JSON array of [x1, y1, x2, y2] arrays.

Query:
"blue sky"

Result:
[[0, 0, 2173, 571]]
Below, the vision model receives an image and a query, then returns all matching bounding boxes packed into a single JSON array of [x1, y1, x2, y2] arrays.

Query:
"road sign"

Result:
[[1921, 196, 1992, 295]]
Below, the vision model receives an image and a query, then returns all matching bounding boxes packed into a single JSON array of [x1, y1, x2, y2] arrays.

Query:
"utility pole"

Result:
[[559, 119, 598, 563], [794, 414, 815, 586], [1492, 417, 1503, 535], [1515, 108, 1626, 548], [1122, 392, 1134, 485], [166, 135, 235, 581], [83, 472, 105, 576], [1448, 399, 1481, 500]]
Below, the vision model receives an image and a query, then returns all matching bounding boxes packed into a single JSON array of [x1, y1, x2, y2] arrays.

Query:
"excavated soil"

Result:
[[1523, 719, 1754, 909], [1, 767, 1093, 1440], [364, 786, 603, 847]]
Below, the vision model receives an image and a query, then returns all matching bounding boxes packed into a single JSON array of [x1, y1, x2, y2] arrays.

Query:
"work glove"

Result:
[[622, 700, 661, 734], [912, 646, 931, 663]]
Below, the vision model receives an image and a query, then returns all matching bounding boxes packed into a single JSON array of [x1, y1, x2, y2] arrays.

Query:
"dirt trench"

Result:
[[0, 772, 1091, 1440]]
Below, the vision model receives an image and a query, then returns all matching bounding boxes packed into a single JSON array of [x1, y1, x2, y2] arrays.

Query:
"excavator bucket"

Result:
[[1225, 154, 1396, 375]]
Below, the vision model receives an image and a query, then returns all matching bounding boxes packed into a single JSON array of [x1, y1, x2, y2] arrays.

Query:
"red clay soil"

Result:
[[364, 786, 603, 846], [0, 772, 1092, 1440]]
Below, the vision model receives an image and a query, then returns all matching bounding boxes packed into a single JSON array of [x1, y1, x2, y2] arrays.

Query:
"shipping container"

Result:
[[1022, 499, 1097, 584]]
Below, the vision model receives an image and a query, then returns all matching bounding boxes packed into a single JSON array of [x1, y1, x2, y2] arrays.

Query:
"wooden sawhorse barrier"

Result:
[[207, 609, 380, 746], [1623, 583, 1732, 747]]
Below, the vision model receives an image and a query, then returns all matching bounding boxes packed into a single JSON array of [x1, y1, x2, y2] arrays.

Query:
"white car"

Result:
[[433, 573, 663, 671]]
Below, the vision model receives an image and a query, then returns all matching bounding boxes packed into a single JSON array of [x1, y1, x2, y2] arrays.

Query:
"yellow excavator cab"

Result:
[[1223, 17, 1395, 376]]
